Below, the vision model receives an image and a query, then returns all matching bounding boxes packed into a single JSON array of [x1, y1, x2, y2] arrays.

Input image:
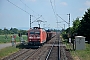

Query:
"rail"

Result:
[[58, 35, 60, 60], [56, 32, 61, 60], [23, 49, 39, 60], [45, 41, 55, 60], [6, 49, 30, 60]]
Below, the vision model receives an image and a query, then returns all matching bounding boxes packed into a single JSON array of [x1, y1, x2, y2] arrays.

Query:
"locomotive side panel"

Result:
[[40, 29, 47, 44], [46, 32, 52, 42]]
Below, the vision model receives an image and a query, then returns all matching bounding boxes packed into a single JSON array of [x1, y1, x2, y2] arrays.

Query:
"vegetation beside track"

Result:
[[0, 46, 19, 59], [0, 34, 27, 59], [70, 43, 90, 60], [0, 34, 27, 43], [63, 40, 90, 60]]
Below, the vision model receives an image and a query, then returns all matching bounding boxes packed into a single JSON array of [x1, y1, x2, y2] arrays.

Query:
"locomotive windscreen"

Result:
[[35, 32, 40, 35], [29, 30, 40, 40], [30, 31, 40, 35], [30, 32, 34, 34]]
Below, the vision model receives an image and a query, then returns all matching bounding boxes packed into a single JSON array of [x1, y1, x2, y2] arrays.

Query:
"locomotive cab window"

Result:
[[30, 32, 34, 34], [35, 32, 40, 35]]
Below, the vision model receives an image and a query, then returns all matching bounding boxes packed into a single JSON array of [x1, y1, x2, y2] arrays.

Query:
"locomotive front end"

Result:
[[28, 29, 41, 45]]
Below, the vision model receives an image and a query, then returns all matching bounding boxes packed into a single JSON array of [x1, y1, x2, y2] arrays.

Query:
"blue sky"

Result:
[[0, 0, 90, 30]]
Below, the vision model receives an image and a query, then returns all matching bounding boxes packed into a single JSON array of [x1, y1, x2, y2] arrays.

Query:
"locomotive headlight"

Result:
[[29, 37, 33, 39], [29, 40, 31, 41], [37, 37, 40, 38]]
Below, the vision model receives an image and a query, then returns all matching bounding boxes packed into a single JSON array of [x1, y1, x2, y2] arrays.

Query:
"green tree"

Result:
[[78, 8, 90, 43], [0, 29, 2, 35], [3, 28, 9, 34], [10, 28, 18, 34], [73, 18, 80, 32], [18, 30, 27, 35], [61, 30, 68, 39], [72, 17, 81, 37]]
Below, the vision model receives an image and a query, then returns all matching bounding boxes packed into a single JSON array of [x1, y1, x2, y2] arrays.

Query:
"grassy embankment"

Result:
[[0, 34, 27, 59], [64, 39, 90, 60], [0, 34, 27, 43], [0, 46, 19, 59]]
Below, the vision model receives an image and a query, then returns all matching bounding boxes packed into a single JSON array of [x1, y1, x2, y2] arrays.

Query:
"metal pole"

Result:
[[38, 24, 40, 28], [58, 33, 60, 60], [69, 14, 70, 37], [67, 13, 70, 37], [64, 24, 65, 30], [69, 14, 70, 29], [30, 15, 31, 29]]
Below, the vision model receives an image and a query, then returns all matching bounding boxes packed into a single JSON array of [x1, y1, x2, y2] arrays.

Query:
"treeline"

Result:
[[0, 28, 27, 35], [61, 8, 90, 43], [0, 27, 60, 35]]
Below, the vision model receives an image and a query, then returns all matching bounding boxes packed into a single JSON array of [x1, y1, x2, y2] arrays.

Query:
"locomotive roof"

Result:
[[28, 27, 46, 31], [33, 27, 40, 29]]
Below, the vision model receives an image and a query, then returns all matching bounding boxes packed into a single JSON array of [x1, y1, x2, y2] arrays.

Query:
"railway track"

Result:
[[45, 42, 58, 60], [2, 35, 56, 60], [45, 32, 60, 60], [2, 33, 73, 60], [26, 35, 57, 60], [46, 32, 70, 60], [2, 48, 39, 60], [2, 49, 29, 60]]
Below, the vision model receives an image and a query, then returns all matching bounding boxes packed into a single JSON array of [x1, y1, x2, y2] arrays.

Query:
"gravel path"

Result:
[[0, 42, 19, 50]]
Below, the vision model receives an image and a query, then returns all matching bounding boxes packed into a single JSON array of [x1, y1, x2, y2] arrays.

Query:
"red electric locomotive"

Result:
[[27, 27, 47, 45]]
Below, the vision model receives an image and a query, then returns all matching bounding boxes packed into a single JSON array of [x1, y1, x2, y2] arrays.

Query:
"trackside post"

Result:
[[11, 35, 16, 47]]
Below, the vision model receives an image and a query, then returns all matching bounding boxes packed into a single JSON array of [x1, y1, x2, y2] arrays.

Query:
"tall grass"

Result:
[[0, 34, 27, 43], [70, 43, 90, 60], [0, 46, 19, 59], [63, 39, 90, 60]]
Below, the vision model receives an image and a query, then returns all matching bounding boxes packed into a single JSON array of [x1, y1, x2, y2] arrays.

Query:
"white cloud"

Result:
[[60, 2, 68, 6], [85, 0, 90, 7]]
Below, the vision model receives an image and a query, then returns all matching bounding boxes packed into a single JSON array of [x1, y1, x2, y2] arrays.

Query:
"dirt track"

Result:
[[0, 42, 20, 50]]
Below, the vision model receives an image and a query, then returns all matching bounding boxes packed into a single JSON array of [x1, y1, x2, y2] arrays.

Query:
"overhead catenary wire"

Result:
[[20, 0, 36, 18], [31, 15, 42, 23], [54, 0, 56, 12], [20, 0, 47, 27], [7, 0, 40, 19], [20, 0, 47, 24], [20, 0, 35, 13], [19, 0, 40, 17], [50, 0, 69, 29], [50, 0, 56, 18], [20, 0, 46, 20], [53, 0, 59, 29], [53, 0, 58, 21], [7, 0, 30, 15], [50, 0, 58, 29], [57, 14, 69, 24], [7, 0, 38, 29]]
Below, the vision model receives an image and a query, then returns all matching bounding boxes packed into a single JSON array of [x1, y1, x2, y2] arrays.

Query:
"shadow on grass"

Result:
[[16, 43, 40, 49], [65, 49, 74, 51]]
